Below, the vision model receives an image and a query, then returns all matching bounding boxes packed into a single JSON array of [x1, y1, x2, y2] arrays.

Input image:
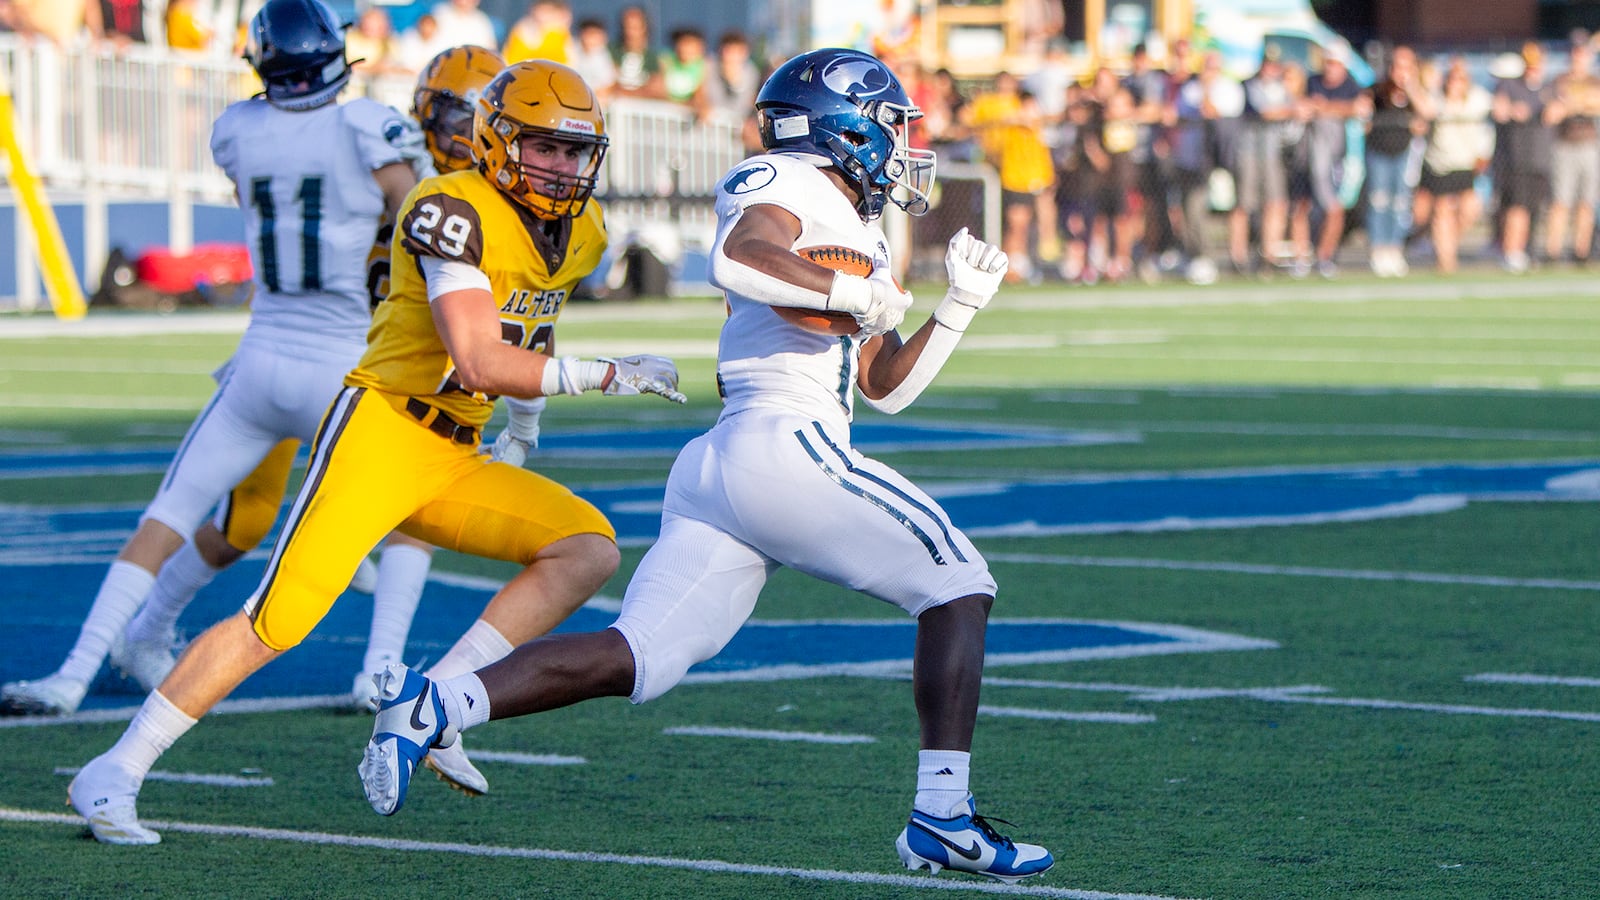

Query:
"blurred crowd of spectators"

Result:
[[7, 0, 1600, 284], [921, 34, 1600, 285], [0, 0, 763, 134]]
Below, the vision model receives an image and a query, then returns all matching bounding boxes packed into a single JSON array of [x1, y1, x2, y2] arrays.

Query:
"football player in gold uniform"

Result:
[[68, 59, 685, 845], [111, 46, 513, 717]]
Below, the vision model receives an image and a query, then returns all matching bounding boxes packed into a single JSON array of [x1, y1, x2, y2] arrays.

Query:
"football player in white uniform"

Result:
[[0, 0, 424, 717], [357, 48, 1053, 885]]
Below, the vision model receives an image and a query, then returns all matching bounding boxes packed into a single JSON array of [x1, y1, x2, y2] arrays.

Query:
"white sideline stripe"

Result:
[[662, 725, 877, 744], [985, 553, 1600, 593], [0, 395, 209, 411], [1093, 420, 1600, 443], [1466, 673, 1600, 688], [979, 706, 1155, 724], [984, 678, 1331, 702], [0, 808, 1187, 900], [1252, 691, 1600, 722], [53, 766, 273, 787], [0, 693, 355, 729], [466, 750, 586, 766], [982, 678, 1600, 722]]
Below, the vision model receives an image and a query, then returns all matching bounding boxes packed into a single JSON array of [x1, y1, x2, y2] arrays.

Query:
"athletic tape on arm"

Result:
[[859, 320, 965, 415]]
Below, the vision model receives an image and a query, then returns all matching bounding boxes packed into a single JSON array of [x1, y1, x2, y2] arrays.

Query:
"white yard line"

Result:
[[54, 766, 273, 787], [464, 750, 586, 766], [980, 677, 1600, 723], [0, 807, 1189, 900], [662, 725, 877, 744], [984, 553, 1600, 593], [1465, 673, 1600, 688], [978, 707, 1155, 724]]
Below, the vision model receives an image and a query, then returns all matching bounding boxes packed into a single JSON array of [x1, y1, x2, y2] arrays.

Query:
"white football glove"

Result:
[[856, 274, 915, 336], [936, 227, 1009, 332], [599, 355, 687, 404], [945, 227, 1008, 305]]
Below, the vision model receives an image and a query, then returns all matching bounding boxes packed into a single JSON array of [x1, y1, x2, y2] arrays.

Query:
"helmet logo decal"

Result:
[[820, 58, 891, 97], [773, 114, 809, 140], [724, 161, 776, 194], [558, 117, 597, 134]]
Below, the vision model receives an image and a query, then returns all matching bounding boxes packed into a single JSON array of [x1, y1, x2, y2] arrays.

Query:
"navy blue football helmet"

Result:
[[755, 48, 935, 219], [244, 0, 351, 111]]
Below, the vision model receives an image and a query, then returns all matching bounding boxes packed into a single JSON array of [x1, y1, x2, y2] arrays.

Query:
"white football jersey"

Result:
[[711, 152, 893, 430], [211, 96, 416, 356]]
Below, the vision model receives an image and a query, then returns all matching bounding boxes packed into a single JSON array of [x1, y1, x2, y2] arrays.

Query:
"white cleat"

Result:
[[350, 671, 385, 713], [110, 634, 177, 693], [1, 673, 88, 716], [423, 736, 488, 796], [349, 556, 380, 594], [69, 756, 160, 845]]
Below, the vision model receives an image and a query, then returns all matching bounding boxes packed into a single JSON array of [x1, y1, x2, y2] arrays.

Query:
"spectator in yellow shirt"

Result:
[[165, 0, 213, 51], [502, 0, 575, 65], [969, 73, 1058, 282]]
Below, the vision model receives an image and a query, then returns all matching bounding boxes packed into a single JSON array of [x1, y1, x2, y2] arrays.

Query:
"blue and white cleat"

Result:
[[895, 796, 1053, 884], [359, 664, 456, 816]]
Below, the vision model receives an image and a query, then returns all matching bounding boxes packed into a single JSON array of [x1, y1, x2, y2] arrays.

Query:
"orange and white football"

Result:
[[774, 245, 875, 336]]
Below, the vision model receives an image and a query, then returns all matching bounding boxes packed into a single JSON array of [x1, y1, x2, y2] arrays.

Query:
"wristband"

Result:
[[932, 289, 980, 333], [825, 271, 874, 316], [539, 356, 612, 396]]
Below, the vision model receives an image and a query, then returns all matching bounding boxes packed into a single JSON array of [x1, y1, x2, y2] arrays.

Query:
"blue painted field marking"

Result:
[[0, 421, 1132, 480], [0, 559, 1259, 712]]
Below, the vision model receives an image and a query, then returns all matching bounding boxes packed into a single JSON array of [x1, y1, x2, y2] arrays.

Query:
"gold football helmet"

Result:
[[473, 59, 608, 219], [412, 45, 506, 173]]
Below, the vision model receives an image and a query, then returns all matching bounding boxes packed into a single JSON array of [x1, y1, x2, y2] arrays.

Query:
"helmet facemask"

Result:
[[491, 119, 608, 219], [418, 93, 477, 171], [412, 46, 505, 174], [473, 60, 609, 221], [823, 99, 935, 219], [864, 99, 935, 216]]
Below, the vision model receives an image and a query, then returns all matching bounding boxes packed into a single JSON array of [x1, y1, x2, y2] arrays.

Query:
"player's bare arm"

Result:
[[722, 203, 833, 294], [430, 287, 572, 397], [858, 228, 1008, 414], [373, 160, 419, 217]]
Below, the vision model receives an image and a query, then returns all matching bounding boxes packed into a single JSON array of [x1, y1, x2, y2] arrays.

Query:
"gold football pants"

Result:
[[245, 386, 615, 650]]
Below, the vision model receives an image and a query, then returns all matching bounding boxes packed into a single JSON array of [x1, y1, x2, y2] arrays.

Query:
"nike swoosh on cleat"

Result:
[[910, 821, 984, 860], [409, 686, 431, 733]]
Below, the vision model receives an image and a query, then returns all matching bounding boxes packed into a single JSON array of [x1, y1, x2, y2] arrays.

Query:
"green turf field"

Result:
[[3, 273, 1600, 898]]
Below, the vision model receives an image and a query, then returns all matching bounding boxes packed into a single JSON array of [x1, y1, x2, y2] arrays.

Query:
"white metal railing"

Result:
[[1, 36, 999, 308], [0, 35, 746, 308]]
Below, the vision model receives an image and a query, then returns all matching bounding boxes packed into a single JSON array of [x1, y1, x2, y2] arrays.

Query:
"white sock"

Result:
[[914, 749, 972, 818], [125, 541, 218, 646], [436, 672, 492, 733], [58, 561, 156, 685], [424, 619, 513, 681], [103, 690, 198, 780], [360, 542, 432, 675]]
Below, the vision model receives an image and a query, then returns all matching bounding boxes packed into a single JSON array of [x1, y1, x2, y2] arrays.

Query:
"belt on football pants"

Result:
[[404, 397, 480, 446]]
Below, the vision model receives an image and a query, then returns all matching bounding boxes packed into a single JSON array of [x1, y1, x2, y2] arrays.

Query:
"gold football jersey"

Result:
[[347, 168, 607, 428]]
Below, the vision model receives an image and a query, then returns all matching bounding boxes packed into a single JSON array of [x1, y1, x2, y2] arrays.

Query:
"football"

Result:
[[773, 245, 875, 336]]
